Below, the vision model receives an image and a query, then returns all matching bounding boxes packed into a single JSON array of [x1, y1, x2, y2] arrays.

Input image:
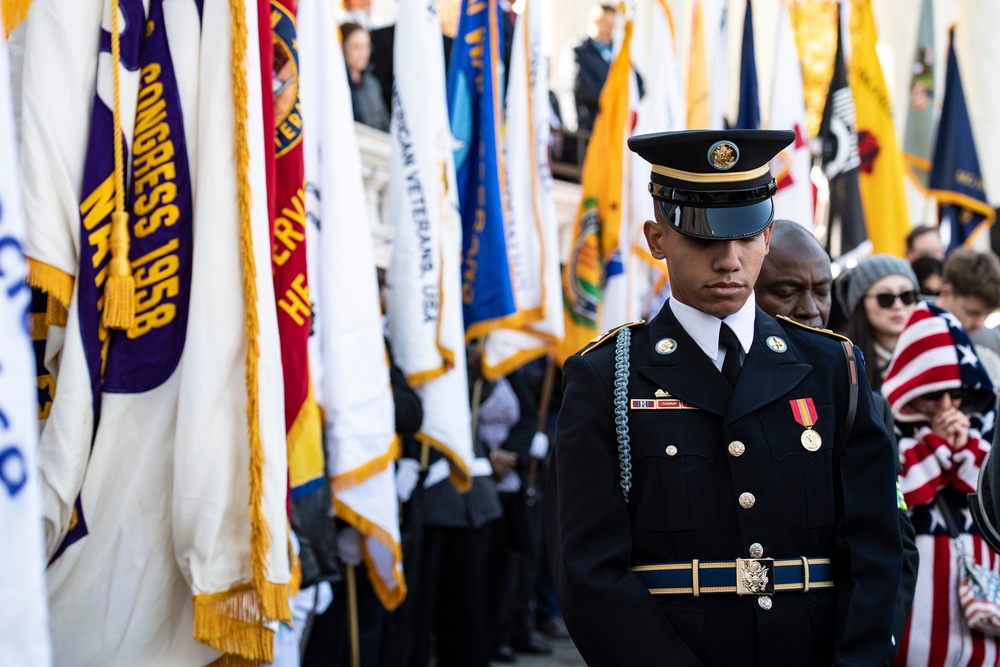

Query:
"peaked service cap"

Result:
[[627, 129, 796, 240]]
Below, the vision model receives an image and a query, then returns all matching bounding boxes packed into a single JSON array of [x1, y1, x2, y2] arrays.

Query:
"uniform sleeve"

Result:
[[544, 353, 703, 666], [832, 349, 904, 666]]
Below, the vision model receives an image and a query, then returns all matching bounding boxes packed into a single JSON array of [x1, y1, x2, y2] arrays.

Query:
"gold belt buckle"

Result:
[[736, 558, 774, 595]]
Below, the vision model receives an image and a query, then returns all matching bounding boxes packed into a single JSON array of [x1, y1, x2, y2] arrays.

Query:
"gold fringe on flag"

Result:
[[208, 656, 263, 667], [332, 497, 408, 611], [229, 0, 289, 626], [26, 258, 72, 326], [1, 0, 32, 37], [102, 0, 135, 330], [330, 436, 400, 494], [193, 586, 276, 664]]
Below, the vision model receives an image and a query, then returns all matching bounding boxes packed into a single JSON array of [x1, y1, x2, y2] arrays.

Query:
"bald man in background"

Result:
[[755, 220, 918, 666]]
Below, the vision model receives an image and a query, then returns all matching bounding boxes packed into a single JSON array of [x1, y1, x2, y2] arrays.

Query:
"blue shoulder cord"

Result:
[[614, 328, 632, 503]]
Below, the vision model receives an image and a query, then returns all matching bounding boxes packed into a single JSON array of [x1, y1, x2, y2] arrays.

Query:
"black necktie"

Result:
[[719, 323, 742, 388]]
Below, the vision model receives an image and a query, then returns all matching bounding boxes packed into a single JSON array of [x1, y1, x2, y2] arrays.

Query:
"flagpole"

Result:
[[469, 336, 487, 441], [527, 357, 557, 499], [345, 563, 361, 667]]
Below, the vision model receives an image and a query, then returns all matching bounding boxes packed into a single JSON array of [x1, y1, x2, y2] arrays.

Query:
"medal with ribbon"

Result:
[[790, 398, 822, 451]]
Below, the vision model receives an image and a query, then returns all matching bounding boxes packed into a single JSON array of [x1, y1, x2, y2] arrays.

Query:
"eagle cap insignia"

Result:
[[708, 141, 739, 171]]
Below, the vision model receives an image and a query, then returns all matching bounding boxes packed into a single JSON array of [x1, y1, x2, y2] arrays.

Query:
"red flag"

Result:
[[271, 0, 321, 502]]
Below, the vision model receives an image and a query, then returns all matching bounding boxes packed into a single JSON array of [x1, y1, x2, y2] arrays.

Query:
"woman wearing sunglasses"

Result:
[[837, 255, 920, 393], [883, 302, 998, 666]]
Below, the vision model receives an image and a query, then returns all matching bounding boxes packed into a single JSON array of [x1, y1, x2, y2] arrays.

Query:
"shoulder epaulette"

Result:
[[580, 320, 645, 356], [776, 315, 854, 345]]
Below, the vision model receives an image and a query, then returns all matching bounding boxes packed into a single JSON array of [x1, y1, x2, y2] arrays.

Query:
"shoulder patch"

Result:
[[776, 315, 854, 345], [580, 320, 645, 356]]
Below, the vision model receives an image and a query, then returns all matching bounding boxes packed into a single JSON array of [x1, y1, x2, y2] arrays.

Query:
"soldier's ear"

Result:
[[643, 220, 666, 260]]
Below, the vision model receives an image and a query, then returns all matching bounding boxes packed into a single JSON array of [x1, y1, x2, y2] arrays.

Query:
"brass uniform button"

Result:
[[728, 441, 745, 457], [749, 543, 763, 558], [738, 492, 756, 509], [758, 595, 772, 610], [665, 445, 678, 457]]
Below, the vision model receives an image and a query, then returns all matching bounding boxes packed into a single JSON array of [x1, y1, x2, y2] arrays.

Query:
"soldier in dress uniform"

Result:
[[544, 129, 903, 666]]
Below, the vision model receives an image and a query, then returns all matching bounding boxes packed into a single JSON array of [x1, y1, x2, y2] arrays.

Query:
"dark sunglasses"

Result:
[[866, 290, 918, 309], [920, 388, 967, 402]]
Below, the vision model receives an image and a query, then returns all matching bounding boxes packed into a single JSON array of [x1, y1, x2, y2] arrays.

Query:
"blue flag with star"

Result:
[[929, 29, 995, 253]]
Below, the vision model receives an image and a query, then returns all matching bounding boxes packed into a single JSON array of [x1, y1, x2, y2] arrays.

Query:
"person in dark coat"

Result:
[[755, 219, 918, 666], [545, 129, 904, 666], [572, 3, 642, 136], [342, 22, 391, 132]]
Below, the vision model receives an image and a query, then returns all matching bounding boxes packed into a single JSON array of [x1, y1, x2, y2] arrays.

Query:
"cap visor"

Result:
[[657, 199, 774, 240]]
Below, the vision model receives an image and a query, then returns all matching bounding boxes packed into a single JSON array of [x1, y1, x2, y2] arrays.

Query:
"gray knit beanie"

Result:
[[838, 254, 919, 315]]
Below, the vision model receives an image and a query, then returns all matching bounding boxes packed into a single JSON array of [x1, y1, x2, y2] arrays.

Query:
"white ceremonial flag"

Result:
[[629, 0, 681, 319], [0, 19, 53, 667], [386, 0, 473, 491], [299, 0, 404, 610], [23, 1, 291, 663], [768, 0, 813, 227], [709, 0, 730, 130], [483, 0, 563, 379]]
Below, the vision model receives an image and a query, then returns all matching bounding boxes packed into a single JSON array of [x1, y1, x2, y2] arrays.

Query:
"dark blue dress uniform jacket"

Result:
[[545, 304, 903, 666]]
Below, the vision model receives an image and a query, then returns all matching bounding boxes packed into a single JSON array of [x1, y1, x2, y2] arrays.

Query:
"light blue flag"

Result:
[[447, 0, 516, 340], [929, 29, 995, 252]]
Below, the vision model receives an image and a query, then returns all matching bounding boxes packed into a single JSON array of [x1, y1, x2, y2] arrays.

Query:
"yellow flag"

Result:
[[849, 0, 909, 256], [687, 0, 710, 130], [556, 19, 634, 364]]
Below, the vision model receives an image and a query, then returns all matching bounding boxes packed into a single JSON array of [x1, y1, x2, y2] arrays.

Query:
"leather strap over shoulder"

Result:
[[840, 341, 859, 449]]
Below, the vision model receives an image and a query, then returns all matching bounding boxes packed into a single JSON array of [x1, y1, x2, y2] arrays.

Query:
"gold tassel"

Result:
[[2, 0, 32, 38], [101, 211, 135, 329], [102, 0, 134, 331]]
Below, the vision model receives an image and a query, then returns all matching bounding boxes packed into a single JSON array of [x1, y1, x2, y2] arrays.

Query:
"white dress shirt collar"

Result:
[[668, 295, 757, 369]]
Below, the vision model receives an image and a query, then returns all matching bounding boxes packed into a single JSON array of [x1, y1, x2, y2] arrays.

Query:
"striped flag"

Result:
[[928, 28, 995, 252], [849, 0, 910, 257], [387, 0, 474, 491], [768, 0, 813, 227], [482, 0, 563, 380], [298, 0, 404, 609], [0, 17, 52, 665], [556, 17, 634, 363]]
